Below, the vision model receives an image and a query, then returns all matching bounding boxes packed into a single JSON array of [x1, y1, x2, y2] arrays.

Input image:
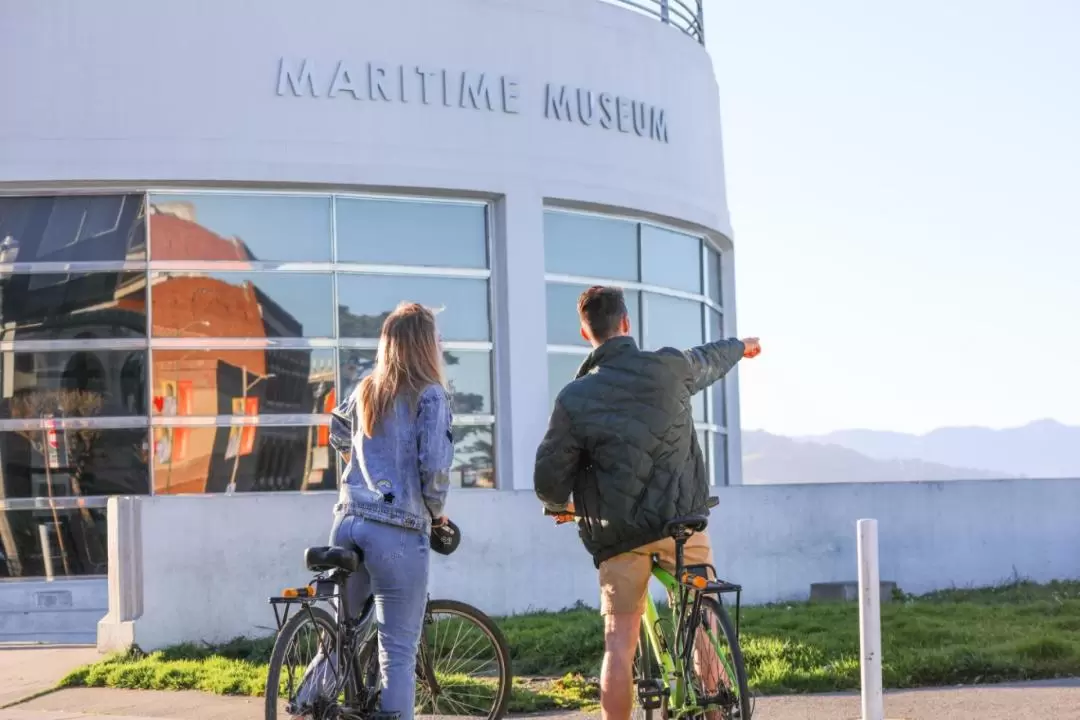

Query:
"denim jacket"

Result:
[[330, 384, 454, 533]]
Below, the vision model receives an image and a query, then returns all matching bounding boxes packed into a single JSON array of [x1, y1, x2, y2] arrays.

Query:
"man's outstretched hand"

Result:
[[742, 338, 762, 359]]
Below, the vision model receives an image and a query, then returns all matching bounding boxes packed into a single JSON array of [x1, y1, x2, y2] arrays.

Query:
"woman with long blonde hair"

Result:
[[327, 302, 454, 720]]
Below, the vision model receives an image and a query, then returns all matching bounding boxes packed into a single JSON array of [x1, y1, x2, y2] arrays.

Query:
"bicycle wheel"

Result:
[[686, 597, 751, 720], [265, 605, 360, 720], [360, 599, 513, 719], [633, 618, 668, 720]]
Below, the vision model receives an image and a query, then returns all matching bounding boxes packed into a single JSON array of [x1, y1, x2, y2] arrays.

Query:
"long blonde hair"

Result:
[[355, 302, 446, 437]]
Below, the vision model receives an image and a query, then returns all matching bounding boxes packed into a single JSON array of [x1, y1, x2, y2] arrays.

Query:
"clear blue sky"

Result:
[[706, 0, 1080, 436]]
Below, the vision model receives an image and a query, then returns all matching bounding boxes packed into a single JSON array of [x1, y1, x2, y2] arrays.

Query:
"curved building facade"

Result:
[[0, 0, 738, 634]]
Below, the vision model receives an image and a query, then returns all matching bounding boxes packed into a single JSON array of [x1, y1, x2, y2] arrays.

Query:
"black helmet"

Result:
[[430, 519, 461, 556]]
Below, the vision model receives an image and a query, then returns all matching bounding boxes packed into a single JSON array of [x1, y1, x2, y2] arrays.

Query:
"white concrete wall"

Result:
[[101, 478, 1080, 651]]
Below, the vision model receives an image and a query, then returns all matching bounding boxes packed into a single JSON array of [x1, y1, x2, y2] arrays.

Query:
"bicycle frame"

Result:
[[640, 556, 744, 718]]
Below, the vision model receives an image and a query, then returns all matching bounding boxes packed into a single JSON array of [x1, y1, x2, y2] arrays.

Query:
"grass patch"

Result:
[[62, 580, 1080, 707]]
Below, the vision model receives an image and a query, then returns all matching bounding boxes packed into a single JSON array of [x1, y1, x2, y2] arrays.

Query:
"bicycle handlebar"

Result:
[[544, 496, 719, 520]]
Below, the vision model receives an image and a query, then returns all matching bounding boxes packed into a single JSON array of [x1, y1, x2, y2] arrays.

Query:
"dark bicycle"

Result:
[[549, 496, 752, 719], [265, 545, 513, 720]]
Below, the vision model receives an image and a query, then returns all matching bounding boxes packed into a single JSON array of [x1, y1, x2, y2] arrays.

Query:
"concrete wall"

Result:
[[100, 478, 1080, 651]]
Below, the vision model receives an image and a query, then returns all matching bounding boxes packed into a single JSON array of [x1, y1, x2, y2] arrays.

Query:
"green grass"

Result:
[[61, 580, 1080, 710]]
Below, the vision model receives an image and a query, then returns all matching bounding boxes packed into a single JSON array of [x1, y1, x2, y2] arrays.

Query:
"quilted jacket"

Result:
[[534, 336, 745, 567]]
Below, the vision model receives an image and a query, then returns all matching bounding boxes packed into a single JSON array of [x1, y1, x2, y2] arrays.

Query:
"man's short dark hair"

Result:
[[577, 286, 628, 342]]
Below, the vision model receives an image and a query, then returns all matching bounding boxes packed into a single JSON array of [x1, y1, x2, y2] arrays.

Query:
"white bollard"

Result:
[[857, 519, 885, 720]]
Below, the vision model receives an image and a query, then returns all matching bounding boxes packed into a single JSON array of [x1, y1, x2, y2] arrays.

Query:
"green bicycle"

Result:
[[550, 496, 752, 719]]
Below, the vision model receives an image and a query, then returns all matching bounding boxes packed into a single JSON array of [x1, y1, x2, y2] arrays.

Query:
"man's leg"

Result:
[[601, 612, 641, 720], [598, 546, 656, 720]]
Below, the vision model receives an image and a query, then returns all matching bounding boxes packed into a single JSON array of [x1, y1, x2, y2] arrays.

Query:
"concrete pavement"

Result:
[[3, 680, 1080, 720], [0, 645, 101, 708]]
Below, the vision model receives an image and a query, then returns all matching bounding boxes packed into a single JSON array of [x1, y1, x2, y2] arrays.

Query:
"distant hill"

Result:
[[742, 430, 1020, 485], [799, 419, 1079, 479]]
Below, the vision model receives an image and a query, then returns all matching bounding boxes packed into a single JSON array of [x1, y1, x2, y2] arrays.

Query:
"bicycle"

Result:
[[548, 496, 752, 719], [264, 544, 513, 720]]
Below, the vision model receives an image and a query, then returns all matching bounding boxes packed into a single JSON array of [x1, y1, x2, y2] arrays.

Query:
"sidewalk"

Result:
[[0, 645, 100, 708], [2, 680, 1080, 720]]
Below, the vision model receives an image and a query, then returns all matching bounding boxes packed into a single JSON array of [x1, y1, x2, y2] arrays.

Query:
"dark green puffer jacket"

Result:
[[534, 336, 745, 567]]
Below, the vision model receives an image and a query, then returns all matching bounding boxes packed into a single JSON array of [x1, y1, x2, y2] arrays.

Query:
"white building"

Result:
[[0, 0, 740, 645]]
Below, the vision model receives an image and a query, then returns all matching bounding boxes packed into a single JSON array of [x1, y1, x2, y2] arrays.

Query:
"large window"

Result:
[[0, 191, 494, 577], [544, 209, 730, 485]]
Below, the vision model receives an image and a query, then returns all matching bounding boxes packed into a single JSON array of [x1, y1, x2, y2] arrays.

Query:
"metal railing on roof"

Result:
[[604, 0, 705, 44]]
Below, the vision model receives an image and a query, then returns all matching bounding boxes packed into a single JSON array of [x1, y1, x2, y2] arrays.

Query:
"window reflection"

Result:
[[0, 272, 147, 337], [336, 198, 487, 268], [337, 275, 490, 342], [152, 424, 337, 494], [0, 507, 108, 579], [707, 309, 726, 425], [0, 429, 149, 500], [451, 425, 494, 488], [546, 284, 641, 346], [706, 247, 722, 305], [547, 353, 585, 408], [149, 194, 332, 262], [640, 225, 701, 295], [0, 350, 147, 418], [341, 349, 491, 415], [543, 211, 638, 281], [149, 271, 333, 338], [150, 349, 335, 416], [711, 432, 728, 486], [0, 195, 146, 263]]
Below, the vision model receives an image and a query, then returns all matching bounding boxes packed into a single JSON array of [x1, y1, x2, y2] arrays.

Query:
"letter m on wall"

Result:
[[544, 84, 574, 121], [277, 58, 319, 97]]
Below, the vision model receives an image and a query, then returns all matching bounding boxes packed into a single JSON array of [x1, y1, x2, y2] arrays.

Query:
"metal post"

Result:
[[660, 0, 670, 24], [226, 365, 247, 495], [857, 519, 884, 720], [696, 1, 705, 43]]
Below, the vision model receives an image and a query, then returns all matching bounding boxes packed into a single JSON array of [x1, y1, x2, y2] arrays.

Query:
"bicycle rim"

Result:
[[685, 597, 751, 720], [361, 599, 513, 720], [265, 605, 345, 720]]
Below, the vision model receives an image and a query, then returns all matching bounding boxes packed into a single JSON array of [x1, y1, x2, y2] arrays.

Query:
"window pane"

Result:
[[0, 428, 150, 499], [711, 432, 728, 486], [150, 271, 333, 338], [0, 507, 108, 578], [0, 272, 147, 336], [0, 195, 146, 263], [706, 309, 726, 425], [340, 349, 492, 415], [547, 353, 585, 408], [336, 198, 487, 268], [152, 424, 337, 494], [150, 348, 336, 416], [641, 225, 702, 294], [546, 284, 640, 346], [1, 350, 147, 418], [148, 194, 331, 262], [337, 275, 489, 342], [544, 211, 638, 280], [452, 424, 495, 488], [706, 247, 722, 305], [644, 294, 705, 420]]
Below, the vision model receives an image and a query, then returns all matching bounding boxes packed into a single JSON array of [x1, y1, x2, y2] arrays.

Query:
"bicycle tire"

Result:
[[265, 605, 341, 720], [688, 597, 751, 720], [634, 619, 667, 720], [360, 598, 513, 720]]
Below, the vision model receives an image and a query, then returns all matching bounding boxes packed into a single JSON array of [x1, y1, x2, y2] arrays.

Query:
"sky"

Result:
[[705, 0, 1080, 436]]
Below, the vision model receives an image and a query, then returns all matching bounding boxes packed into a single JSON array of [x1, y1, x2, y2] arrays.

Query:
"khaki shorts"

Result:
[[599, 532, 714, 616]]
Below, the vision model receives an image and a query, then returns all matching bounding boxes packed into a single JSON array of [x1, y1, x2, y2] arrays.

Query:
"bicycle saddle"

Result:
[[305, 546, 362, 573], [663, 514, 709, 538]]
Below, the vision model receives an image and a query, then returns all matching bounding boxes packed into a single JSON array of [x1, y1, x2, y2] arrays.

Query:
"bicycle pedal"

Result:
[[636, 679, 667, 711]]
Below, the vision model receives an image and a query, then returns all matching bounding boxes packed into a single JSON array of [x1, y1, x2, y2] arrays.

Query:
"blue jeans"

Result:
[[330, 514, 430, 720]]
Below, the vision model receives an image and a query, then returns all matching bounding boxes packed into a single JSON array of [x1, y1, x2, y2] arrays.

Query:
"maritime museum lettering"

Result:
[[276, 58, 669, 144]]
